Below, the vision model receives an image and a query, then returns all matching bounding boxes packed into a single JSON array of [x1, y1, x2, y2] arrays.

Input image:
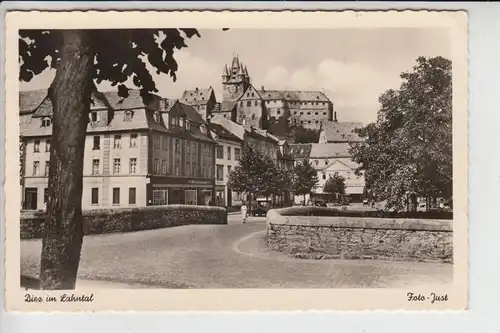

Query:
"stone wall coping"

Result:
[[266, 208, 452, 232], [20, 204, 226, 220]]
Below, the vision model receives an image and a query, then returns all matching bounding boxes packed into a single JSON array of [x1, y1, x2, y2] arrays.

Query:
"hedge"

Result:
[[20, 205, 228, 239], [278, 206, 453, 220]]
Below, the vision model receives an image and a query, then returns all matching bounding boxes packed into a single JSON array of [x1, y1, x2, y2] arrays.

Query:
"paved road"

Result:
[[21, 215, 453, 288]]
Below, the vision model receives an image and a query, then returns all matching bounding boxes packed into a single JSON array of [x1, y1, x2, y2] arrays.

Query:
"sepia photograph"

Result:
[[4, 10, 468, 311]]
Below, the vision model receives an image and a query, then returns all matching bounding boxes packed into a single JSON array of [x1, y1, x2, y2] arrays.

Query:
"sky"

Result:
[[20, 28, 451, 124]]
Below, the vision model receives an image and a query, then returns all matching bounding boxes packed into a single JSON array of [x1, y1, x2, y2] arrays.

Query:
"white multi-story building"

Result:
[[209, 122, 244, 207], [20, 89, 217, 211], [210, 114, 294, 207], [289, 142, 365, 204]]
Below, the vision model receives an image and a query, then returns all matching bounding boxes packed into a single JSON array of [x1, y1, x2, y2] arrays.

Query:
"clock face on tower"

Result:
[[228, 85, 237, 95]]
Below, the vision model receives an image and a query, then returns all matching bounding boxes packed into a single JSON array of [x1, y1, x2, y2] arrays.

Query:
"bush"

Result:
[[278, 206, 453, 220]]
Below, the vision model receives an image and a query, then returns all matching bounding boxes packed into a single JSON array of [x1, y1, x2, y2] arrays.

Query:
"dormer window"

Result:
[[90, 111, 98, 123], [186, 120, 191, 130], [154, 111, 161, 123], [124, 111, 134, 122], [41, 117, 52, 127], [170, 116, 176, 126], [179, 117, 184, 128]]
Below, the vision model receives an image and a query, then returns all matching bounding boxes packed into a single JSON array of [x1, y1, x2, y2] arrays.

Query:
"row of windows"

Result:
[[32, 158, 138, 177], [241, 100, 260, 107], [216, 145, 241, 160], [291, 119, 323, 125], [31, 161, 49, 176], [294, 111, 328, 116], [93, 158, 137, 175], [33, 139, 51, 153], [93, 134, 138, 150], [239, 100, 329, 108], [154, 137, 212, 158], [91, 187, 136, 205], [90, 110, 135, 123], [216, 164, 232, 181], [320, 173, 360, 181], [151, 188, 198, 206]]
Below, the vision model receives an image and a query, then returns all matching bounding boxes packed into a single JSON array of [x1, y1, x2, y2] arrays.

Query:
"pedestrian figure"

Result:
[[241, 202, 248, 224]]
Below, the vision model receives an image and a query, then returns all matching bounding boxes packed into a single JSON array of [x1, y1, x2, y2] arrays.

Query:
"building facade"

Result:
[[214, 55, 334, 131], [308, 143, 365, 202], [209, 123, 244, 207], [289, 143, 365, 203], [20, 90, 216, 211], [210, 115, 290, 206], [180, 87, 217, 121]]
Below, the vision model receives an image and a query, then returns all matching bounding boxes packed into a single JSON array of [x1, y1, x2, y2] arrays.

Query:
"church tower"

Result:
[[222, 55, 250, 101]]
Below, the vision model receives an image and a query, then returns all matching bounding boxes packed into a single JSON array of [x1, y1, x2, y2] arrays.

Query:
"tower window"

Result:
[[247, 101, 251, 107]]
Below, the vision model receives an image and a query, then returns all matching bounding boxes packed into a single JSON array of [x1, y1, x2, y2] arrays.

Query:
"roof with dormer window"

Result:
[[181, 87, 214, 106]]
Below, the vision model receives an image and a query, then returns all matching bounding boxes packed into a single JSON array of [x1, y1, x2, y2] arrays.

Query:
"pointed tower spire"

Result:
[[223, 63, 229, 76], [237, 63, 245, 76], [231, 54, 240, 70], [244, 65, 249, 77]]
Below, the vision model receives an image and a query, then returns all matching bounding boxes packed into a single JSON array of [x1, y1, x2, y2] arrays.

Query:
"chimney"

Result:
[[334, 111, 338, 122], [261, 86, 265, 91]]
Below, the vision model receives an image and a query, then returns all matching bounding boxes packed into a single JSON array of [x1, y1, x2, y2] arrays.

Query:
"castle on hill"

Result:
[[182, 55, 335, 133]]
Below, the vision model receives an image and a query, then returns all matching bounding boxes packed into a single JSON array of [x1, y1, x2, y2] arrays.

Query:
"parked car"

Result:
[[251, 204, 269, 216]]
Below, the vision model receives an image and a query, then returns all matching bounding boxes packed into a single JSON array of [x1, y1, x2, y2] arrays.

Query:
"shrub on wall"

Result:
[[21, 205, 227, 240], [278, 206, 453, 220]]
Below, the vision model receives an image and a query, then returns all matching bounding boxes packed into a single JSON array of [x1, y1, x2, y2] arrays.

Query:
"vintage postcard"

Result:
[[4, 10, 468, 311]]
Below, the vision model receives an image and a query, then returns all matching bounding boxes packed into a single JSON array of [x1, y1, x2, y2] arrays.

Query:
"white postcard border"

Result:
[[4, 10, 468, 312]]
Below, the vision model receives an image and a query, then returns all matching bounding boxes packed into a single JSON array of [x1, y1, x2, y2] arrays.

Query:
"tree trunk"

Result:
[[40, 30, 94, 290]]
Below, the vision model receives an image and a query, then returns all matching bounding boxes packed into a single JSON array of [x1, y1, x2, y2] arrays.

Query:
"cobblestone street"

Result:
[[21, 215, 453, 289]]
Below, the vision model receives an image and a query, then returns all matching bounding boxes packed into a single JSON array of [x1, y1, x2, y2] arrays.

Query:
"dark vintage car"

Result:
[[251, 204, 269, 217]]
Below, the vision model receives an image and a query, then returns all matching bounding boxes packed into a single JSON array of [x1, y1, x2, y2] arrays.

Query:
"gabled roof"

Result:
[[19, 89, 48, 115], [260, 90, 284, 101], [256, 89, 331, 102], [309, 143, 353, 158], [239, 85, 262, 100], [181, 87, 214, 106], [321, 121, 364, 142], [282, 90, 330, 102], [315, 158, 352, 172], [243, 125, 279, 143], [208, 123, 242, 143], [102, 90, 148, 110], [27, 90, 112, 118], [289, 144, 312, 159], [167, 100, 206, 124], [210, 115, 246, 141]]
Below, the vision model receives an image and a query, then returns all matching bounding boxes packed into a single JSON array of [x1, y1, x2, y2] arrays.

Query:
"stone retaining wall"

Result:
[[21, 205, 227, 239], [266, 208, 453, 263]]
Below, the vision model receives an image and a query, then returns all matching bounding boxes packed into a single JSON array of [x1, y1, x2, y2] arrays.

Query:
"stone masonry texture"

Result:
[[267, 208, 453, 263], [20, 205, 228, 240]]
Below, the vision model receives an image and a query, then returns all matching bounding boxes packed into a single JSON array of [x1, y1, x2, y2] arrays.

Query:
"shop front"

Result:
[[215, 184, 226, 207], [147, 177, 216, 206]]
